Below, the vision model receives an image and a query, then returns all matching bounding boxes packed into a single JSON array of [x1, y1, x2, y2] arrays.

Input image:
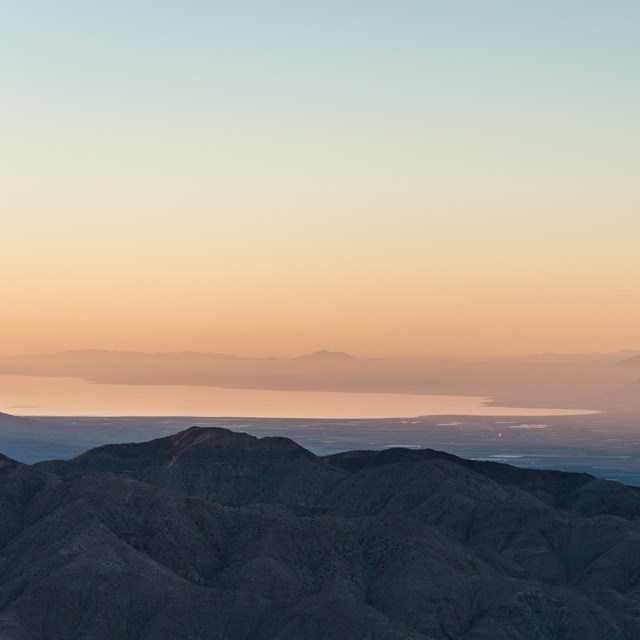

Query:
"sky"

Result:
[[2, 1, 639, 360]]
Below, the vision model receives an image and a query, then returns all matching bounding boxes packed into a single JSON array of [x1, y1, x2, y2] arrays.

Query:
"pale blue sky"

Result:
[[3, 1, 639, 187]]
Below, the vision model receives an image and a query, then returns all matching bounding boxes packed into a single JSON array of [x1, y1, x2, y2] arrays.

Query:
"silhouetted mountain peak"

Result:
[[66, 425, 315, 468], [0, 412, 32, 422], [168, 424, 253, 446], [0, 451, 17, 465], [296, 350, 358, 362], [37, 426, 342, 512]]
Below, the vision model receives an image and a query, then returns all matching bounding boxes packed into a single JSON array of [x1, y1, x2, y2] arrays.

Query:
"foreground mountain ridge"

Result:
[[2, 427, 640, 638]]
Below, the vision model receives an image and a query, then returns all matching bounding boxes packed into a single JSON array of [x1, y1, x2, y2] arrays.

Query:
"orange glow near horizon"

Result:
[[2, 203, 639, 360]]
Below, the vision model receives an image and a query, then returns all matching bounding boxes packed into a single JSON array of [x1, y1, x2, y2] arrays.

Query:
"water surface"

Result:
[[0, 375, 594, 418]]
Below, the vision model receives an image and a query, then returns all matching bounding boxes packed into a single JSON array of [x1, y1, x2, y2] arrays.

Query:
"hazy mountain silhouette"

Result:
[[4, 348, 640, 409], [0, 412, 78, 460], [0, 411, 41, 430], [507, 349, 640, 363], [0, 426, 628, 637], [295, 350, 359, 362], [594, 379, 640, 409], [617, 355, 640, 367]]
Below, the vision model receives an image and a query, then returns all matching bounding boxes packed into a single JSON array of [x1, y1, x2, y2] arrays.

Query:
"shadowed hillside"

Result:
[[0, 426, 630, 638]]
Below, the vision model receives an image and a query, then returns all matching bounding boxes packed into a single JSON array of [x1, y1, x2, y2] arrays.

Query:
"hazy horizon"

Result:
[[1, 347, 638, 417], [1, 346, 640, 362]]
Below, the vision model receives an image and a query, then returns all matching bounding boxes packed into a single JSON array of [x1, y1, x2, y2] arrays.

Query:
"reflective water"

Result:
[[0, 375, 595, 418]]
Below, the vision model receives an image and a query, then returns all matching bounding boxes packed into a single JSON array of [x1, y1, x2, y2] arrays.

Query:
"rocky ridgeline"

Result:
[[0, 426, 639, 639]]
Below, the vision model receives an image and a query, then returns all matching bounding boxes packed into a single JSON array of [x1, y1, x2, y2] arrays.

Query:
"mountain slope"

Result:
[[37, 426, 345, 513], [0, 412, 80, 461], [5, 427, 640, 638]]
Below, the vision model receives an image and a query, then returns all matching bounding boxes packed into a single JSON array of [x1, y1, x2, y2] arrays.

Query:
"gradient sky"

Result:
[[2, 1, 639, 359]]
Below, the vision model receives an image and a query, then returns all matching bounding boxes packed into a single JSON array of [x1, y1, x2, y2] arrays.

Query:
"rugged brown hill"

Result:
[[37, 426, 345, 513], [3, 427, 640, 638]]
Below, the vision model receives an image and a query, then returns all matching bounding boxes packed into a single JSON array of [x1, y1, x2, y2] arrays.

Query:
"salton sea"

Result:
[[0, 375, 593, 418]]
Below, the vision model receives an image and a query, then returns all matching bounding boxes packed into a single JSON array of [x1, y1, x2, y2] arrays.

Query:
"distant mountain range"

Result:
[[505, 349, 640, 363], [594, 379, 640, 409], [3, 347, 639, 364], [616, 354, 640, 367], [1, 348, 639, 410], [1, 348, 361, 362], [0, 425, 639, 638], [295, 349, 360, 362]]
